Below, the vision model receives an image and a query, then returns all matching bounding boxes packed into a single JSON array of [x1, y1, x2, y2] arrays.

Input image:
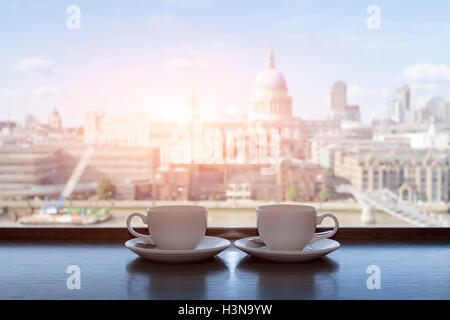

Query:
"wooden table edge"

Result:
[[0, 227, 449, 241]]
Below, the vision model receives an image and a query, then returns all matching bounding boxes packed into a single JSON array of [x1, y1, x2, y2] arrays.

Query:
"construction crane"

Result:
[[41, 131, 101, 213]]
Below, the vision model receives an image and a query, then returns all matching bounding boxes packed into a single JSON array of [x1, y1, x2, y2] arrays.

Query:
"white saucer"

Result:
[[234, 236, 340, 262], [125, 236, 230, 263]]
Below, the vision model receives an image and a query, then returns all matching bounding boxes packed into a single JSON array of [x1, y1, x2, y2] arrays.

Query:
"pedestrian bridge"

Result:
[[337, 185, 448, 227]]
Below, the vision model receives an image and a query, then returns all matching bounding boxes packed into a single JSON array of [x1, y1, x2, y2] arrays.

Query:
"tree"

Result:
[[286, 184, 299, 202], [76, 126, 84, 136], [96, 177, 114, 200], [319, 187, 333, 202]]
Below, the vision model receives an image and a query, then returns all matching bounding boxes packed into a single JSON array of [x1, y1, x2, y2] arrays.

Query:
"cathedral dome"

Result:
[[253, 50, 288, 97], [248, 49, 293, 122]]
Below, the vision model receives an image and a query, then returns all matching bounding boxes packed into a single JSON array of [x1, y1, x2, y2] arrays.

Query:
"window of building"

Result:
[[0, 4, 448, 231]]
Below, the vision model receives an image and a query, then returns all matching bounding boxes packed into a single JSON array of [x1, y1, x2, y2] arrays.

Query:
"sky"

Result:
[[1, 0, 450, 126]]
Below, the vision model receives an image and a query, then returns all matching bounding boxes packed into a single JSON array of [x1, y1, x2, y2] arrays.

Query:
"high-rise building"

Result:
[[397, 85, 410, 111], [331, 81, 347, 113], [414, 97, 449, 123], [329, 81, 360, 122], [388, 85, 411, 123]]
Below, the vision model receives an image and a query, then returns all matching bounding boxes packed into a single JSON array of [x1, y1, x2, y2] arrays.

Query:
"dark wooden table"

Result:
[[1, 229, 449, 300]]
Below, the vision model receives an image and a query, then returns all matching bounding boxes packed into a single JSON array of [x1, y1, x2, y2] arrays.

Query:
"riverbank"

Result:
[[0, 207, 415, 227], [1, 199, 448, 227]]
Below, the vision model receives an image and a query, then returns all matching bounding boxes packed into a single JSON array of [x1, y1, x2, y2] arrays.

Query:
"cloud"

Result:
[[146, 15, 174, 29], [404, 64, 450, 82], [410, 82, 438, 92], [32, 86, 60, 96], [166, 57, 208, 69], [15, 57, 55, 74]]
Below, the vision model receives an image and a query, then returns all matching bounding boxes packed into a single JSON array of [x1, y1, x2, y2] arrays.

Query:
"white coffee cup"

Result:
[[126, 205, 207, 250], [257, 204, 339, 251]]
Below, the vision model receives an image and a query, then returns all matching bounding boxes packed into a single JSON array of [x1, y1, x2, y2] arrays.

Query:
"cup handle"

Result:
[[126, 212, 154, 244], [312, 212, 339, 242]]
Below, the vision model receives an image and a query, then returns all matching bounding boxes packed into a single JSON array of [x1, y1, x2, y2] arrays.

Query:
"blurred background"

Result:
[[0, 0, 449, 227]]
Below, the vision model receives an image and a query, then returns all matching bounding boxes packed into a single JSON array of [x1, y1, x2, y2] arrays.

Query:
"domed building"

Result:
[[414, 96, 449, 123], [248, 49, 293, 122]]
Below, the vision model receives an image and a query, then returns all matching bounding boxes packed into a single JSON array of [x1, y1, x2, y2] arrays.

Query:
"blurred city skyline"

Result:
[[1, 0, 450, 126]]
